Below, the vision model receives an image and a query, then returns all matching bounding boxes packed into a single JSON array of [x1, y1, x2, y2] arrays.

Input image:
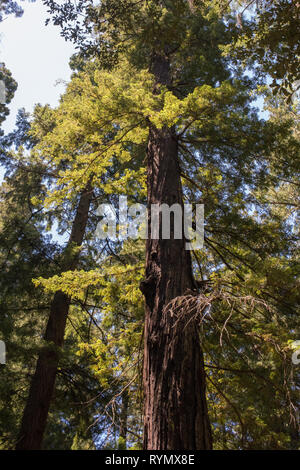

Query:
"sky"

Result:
[[0, 0, 75, 135], [0, 1, 75, 243]]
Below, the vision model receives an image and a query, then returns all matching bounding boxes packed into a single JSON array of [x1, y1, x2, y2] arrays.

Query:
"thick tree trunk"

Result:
[[16, 183, 93, 450], [141, 53, 212, 450]]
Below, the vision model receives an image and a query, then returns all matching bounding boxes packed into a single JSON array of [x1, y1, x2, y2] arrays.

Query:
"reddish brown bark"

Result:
[[16, 183, 93, 450], [141, 53, 212, 450]]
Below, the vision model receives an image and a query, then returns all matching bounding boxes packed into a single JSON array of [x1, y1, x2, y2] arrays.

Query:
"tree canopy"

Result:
[[0, 0, 299, 450]]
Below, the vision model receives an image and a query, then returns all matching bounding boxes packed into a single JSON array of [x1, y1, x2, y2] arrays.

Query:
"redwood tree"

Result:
[[140, 52, 212, 449], [16, 181, 93, 450], [1, 0, 298, 450], [42, 0, 234, 449]]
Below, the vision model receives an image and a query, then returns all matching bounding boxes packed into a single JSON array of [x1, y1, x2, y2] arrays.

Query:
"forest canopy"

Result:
[[0, 0, 299, 451]]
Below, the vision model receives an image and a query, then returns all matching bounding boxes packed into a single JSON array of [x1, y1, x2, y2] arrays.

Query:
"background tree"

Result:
[[214, 0, 300, 99]]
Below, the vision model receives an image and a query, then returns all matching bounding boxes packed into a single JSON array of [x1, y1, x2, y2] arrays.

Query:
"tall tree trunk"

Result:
[[141, 52, 212, 450], [16, 182, 93, 450], [118, 389, 129, 449]]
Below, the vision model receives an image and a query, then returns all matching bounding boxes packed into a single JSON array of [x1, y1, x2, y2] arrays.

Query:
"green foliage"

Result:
[[0, 64, 18, 131], [0, 0, 299, 449], [215, 0, 300, 99]]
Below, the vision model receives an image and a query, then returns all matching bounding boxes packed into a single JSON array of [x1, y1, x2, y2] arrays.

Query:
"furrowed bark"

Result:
[[141, 52, 212, 450], [16, 182, 93, 450]]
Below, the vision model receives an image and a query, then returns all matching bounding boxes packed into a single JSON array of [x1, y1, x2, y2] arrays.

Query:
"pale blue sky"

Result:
[[0, 0, 75, 134], [0, 0, 75, 185], [0, 1, 75, 243]]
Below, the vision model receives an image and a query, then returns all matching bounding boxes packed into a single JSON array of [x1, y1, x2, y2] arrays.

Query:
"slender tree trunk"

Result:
[[16, 183, 93, 450], [141, 52, 212, 450], [118, 389, 129, 449]]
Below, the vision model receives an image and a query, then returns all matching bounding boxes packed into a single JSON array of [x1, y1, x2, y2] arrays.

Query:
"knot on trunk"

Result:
[[140, 275, 155, 294], [140, 275, 157, 310]]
